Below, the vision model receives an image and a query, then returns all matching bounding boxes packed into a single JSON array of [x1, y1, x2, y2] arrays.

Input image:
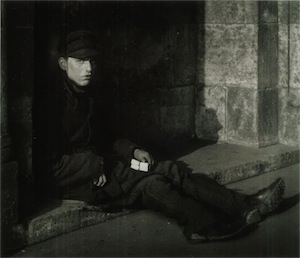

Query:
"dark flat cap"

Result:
[[58, 30, 99, 59]]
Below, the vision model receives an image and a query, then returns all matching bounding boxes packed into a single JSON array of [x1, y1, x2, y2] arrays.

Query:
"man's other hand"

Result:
[[93, 174, 107, 187], [133, 149, 154, 167]]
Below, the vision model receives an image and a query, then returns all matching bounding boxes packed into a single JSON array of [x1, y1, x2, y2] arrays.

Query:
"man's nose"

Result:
[[84, 61, 92, 72]]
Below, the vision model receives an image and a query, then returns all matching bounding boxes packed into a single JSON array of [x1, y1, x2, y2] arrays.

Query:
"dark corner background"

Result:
[[2, 1, 207, 221]]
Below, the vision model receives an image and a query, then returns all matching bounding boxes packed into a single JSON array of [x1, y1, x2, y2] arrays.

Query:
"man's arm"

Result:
[[113, 138, 154, 168], [133, 148, 154, 168]]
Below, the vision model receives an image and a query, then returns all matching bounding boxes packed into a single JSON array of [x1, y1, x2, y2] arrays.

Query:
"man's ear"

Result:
[[58, 57, 67, 71]]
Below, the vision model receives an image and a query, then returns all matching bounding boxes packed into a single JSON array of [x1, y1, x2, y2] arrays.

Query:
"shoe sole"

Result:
[[187, 233, 207, 244], [246, 178, 285, 225], [187, 223, 248, 244], [207, 222, 250, 241]]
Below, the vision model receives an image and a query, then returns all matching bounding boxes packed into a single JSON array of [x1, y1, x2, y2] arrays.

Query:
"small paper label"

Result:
[[130, 159, 149, 172]]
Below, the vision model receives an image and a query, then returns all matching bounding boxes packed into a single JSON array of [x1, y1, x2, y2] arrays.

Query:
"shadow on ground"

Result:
[[276, 194, 300, 214]]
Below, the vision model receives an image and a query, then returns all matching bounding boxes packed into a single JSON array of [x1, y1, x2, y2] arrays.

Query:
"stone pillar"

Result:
[[5, 1, 35, 219], [1, 1, 36, 252], [1, 3, 19, 251], [257, 1, 279, 146], [195, 1, 280, 147], [278, 1, 300, 146]]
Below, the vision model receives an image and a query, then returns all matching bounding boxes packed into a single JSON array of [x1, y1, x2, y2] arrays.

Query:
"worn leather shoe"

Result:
[[244, 178, 285, 224]]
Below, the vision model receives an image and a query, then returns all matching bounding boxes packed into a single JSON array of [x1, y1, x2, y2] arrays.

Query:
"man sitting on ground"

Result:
[[45, 30, 285, 243]]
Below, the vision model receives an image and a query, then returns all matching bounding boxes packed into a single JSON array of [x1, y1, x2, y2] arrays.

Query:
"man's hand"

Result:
[[93, 174, 107, 187], [133, 149, 154, 168]]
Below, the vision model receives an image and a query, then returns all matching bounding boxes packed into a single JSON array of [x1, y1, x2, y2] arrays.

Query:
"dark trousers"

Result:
[[111, 161, 248, 229]]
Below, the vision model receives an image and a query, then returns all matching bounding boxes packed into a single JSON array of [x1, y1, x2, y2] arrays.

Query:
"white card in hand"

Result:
[[130, 159, 149, 172], [130, 159, 140, 170], [139, 162, 149, 172]]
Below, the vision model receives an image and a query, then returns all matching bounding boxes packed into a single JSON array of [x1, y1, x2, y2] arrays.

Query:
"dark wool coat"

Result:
[[47, 77, 141, 203]]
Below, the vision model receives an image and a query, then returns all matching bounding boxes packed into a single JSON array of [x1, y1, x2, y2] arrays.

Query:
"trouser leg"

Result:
[[152, 161, 248, 219], [136, 175, 220, 230], [183, 173, 248, 218]]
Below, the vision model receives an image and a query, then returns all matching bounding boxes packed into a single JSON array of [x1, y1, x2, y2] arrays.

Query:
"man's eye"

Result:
[[76, 59, 85, 64]]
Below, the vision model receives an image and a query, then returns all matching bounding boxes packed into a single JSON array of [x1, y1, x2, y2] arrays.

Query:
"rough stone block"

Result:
[[27, 208, 82, 243], [290, 24, 300, 89], [9, 121, 33, 178], [179, 143, 299, 185], [278, 24, 289, 88], [18, 204, 132, 245], [1, 75, 8, 135], [106, 20, 197, 90], [279, 2, 300, 24], [258, 89, 279, 147], [117, 91, 161, 142], [1, 162, 18, 189], [267, 149, 300, 171], [1, 162, 19, 225], [7, 27, 34, 95], [159, 86, 194, 106], [1, 135, 12, 162], [135, 107, 161, 143], [290, 1, 300, 24], [173, 61, 196, 87], [10, 95, 33, 123], [196, 25, 205, 85], [2, 181, 18, 207], [226, 88, 258, 146], [258, 23, 278, 89], [258, 1, 278, 24], [2, 206, 18, 230], [172, 24, 197, 86], [205, 1, 258, 24], [195, 86, 226, 141], [160, 105, 193, 138], [4, 1, 34, 27], [278, 1, 289, 24], [279, 88, 300, 146], [204, 24, 258, 88]]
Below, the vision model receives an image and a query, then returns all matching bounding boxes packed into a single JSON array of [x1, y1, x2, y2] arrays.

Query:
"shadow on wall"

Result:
[[197, 107, 224, 141], [151, 108, 223, 161]]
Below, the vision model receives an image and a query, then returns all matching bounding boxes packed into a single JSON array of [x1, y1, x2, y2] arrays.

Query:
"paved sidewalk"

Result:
[[11, 164, 299, 257], [8, 142, 300, 252]]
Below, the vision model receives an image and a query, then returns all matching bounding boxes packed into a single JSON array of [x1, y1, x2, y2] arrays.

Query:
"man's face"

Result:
[[61, 57, 97, 87]]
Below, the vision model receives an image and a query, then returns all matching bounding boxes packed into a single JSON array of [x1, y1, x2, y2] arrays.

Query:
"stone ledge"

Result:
[[179, 143, 299, 185], [12, 202, 133, 249]]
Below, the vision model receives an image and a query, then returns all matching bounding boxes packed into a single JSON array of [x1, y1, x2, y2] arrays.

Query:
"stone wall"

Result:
[[4, 2, 35, 219], [98, 2, 200, 147], [197, 1, 281, 147], [1, 18, 19, 250], [278, 1, 300, 146], [196, 1, 260, 145], [1, 2, 35, 252], [195, 1, 299, 147]]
